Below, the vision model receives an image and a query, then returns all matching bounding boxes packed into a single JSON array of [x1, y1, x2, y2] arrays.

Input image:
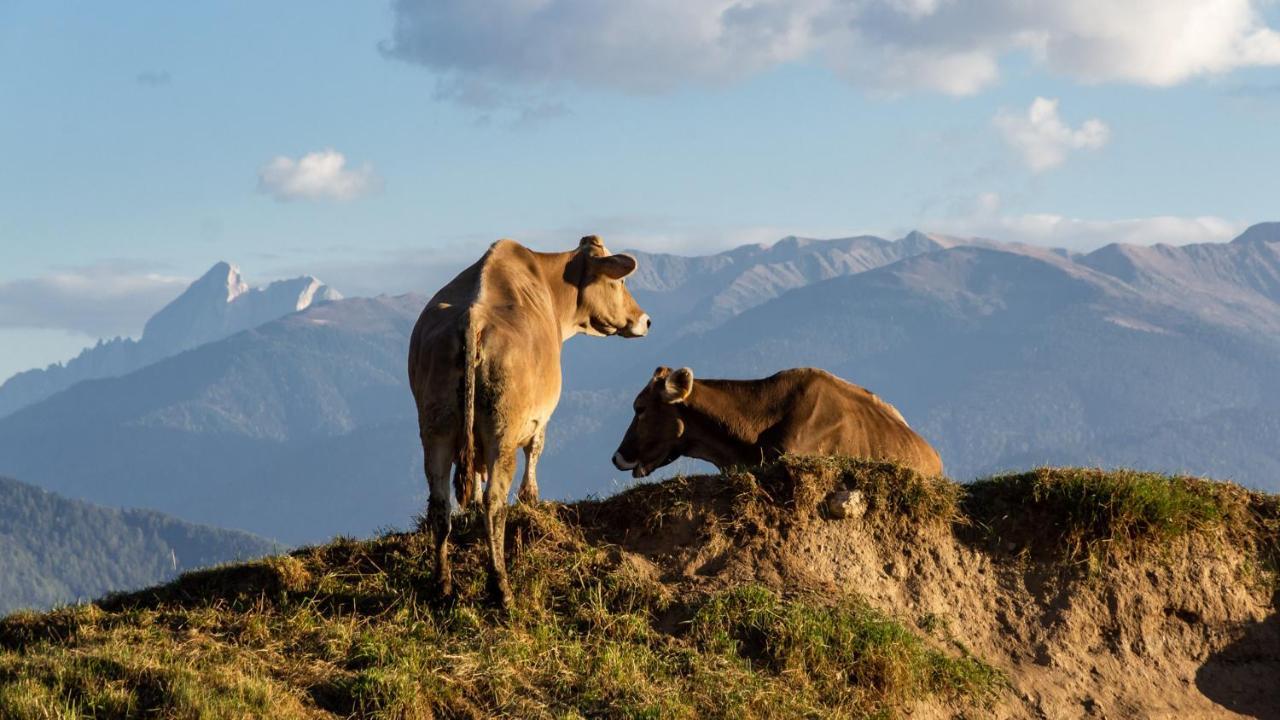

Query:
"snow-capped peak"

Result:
[[141, 262, 342, 356]]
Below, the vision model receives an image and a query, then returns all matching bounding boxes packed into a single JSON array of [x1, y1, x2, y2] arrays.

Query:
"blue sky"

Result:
[[2, 0, 1279, 380]]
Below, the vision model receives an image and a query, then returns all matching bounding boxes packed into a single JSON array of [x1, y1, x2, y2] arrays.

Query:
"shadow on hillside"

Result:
[[1195, 608, 1280, 719]]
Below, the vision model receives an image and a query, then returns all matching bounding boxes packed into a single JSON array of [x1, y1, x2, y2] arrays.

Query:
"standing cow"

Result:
[[409, 235, 650, 608], [612, 367, 943, 478]]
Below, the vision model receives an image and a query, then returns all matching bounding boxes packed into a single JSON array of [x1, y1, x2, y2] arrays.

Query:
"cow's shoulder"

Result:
[[776, 367, 836, 383], [788, 368, 910, 427], [485, 237, 529, 259], [483, 238, 545, 272], [420, 240, 536, 313], [773, 367, 848, 394], [475, 240, 550, 302]]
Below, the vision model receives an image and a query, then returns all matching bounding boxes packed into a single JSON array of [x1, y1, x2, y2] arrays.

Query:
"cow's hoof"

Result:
[[429, 576, 454, 605], [517, 490, 540, 505], [486, 577, 514, 613], [429, 590, 457, 612]]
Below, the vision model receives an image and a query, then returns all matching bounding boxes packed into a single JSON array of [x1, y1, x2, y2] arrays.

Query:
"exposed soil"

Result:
[[570, 460, 1280, 719]]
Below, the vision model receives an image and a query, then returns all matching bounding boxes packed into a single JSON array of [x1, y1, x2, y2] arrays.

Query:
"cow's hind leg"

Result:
[[484, 448, 518, 610], [424, 438, 455, 600], [517, 426, 546, 504]]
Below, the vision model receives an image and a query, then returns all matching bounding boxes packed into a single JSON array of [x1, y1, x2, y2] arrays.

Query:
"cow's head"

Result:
[[571, 235, 650, 338], [612, 366, 694, 478]]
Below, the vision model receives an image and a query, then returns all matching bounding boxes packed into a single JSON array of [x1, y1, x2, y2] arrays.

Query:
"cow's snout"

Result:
[[622, 313, 651, 338], [612, 451, 638, 471]]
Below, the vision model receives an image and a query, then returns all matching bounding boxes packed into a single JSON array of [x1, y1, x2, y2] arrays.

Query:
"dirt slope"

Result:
[[574, 458, 1280, 719]]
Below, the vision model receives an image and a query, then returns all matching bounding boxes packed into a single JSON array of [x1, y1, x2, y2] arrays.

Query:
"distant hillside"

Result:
[[0, 295, 423, 544], [1079, 222, 1280, 334], [1, 459, 1275, 718], [627, 231, 959, 334], [555, 232, 965, 387], [0, 475, 276, 615], [0, 262, 340, 418]]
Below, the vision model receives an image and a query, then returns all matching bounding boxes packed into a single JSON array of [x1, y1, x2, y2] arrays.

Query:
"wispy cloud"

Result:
[[257, 149, 381, 203], [924, 192, 1244, 251], [384, 0, 1280, 107], [994, 97, 1109, 173], [0, 261, 189, 337]]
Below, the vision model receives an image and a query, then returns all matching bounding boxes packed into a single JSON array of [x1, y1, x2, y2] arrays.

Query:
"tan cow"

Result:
[[611, 367, 943, 478], [409, 236, 650, 608]]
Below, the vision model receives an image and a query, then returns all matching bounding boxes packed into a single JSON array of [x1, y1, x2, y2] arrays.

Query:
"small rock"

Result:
[[826, 489, 867, 519]]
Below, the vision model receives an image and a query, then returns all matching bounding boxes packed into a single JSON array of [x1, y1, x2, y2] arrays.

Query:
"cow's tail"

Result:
[[456, 308, 481, 509]]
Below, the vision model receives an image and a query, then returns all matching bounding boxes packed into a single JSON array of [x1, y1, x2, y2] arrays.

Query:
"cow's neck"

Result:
[[519, 249, 586, 343], [679, 380, 784, 469]]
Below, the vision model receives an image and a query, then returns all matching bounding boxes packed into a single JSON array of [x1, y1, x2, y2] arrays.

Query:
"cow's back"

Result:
[[774, 369, 944, 476], [408, 241, 565, 449]]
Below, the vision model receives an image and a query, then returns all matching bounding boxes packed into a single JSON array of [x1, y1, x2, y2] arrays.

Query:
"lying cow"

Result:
[[409, 235, 650, 608], [611, 367, 942, 478]]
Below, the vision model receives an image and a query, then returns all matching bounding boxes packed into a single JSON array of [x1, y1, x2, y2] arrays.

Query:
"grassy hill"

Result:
[[1, 458, 1277, 718], [0, 476, 278, 616]]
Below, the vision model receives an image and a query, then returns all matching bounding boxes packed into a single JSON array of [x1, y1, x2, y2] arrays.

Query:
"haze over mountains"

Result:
[[0, 475, 275, 614], [1, 224, 1278, 545], [0, 263, 341, 417], [0, 294, 422, 544]]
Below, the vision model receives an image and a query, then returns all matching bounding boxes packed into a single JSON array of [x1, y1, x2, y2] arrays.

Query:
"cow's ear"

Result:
[[661, 367, 694, 404], [651, 366, 672, 381], [592, 253, 636, 280]]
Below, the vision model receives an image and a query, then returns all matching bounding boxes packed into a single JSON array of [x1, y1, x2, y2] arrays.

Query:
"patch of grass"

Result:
[[690, 585, 1005, 715], [0, 499, 999, 719], [962, 467, 1248, 563]]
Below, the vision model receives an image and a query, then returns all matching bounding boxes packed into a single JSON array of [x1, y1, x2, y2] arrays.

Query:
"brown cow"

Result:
[[611, 367, 943, 478], [409, 236, 650, 608]]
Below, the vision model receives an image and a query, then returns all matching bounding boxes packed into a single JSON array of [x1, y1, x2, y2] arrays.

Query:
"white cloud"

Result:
[[994, 97, 1110, 172], [257, 149, 380, 203], [981, 214, 1243, 250], [0, 263, 188, 337], [926, 192, 1244, 250], [383, 0, 1280, 100]]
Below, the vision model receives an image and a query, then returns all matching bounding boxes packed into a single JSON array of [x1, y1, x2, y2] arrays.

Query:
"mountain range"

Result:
[[0, 263, 341, 417], [1, 224, 1278, 544]]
